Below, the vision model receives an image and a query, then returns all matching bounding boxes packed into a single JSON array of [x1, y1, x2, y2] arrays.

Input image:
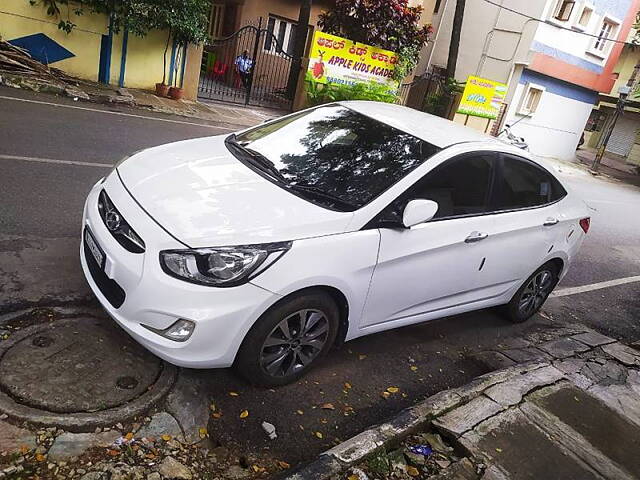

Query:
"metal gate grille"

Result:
[[198, 19, 295, 110]]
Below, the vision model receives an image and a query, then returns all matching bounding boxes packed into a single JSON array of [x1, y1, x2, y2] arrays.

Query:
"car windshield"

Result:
[[229, 105, 440, 212]]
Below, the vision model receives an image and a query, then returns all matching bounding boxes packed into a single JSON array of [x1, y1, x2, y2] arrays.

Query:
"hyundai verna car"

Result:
[[81, 101, 589, 386]]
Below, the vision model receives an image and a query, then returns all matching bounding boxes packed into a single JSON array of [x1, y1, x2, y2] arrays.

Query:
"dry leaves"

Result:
[[199, 427, 208, 438], [240, 410, 249, 418], [35, 453, 46, 462], [277, 460, 291, 469], [387, 386, 399, 393], [407, 465, 420, 476], [314, 431, 323, 439], [161, 434, 172, 441], [344, 382, 352, 390], [229, 391, 240, 397], [321, 403, 335, 410]]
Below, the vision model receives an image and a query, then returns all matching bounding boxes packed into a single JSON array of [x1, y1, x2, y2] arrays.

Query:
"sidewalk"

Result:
[[0, 68, 282, 129], [574, 149, 640, 188], [285, 324, 640, 480]]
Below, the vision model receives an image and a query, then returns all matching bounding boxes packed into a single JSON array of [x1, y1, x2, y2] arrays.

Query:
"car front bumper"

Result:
[[80, 173, 280, 369]]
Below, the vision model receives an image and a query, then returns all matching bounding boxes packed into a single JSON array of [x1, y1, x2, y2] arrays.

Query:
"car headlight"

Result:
[[159, 242, 292, 287]]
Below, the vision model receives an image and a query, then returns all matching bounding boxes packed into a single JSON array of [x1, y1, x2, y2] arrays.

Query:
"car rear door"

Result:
[[360, 152, 502, 330], [480, 153, 568, 294]]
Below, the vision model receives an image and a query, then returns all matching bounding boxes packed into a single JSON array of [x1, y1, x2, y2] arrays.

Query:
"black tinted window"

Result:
[[232, 105, 440, 211], [384, 154, 495, 221], [495, 156, 566, 210]]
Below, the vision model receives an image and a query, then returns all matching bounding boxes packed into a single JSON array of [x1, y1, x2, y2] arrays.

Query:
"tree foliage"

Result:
[[318, 0, 432, 55], [28, 0, 208, 44]]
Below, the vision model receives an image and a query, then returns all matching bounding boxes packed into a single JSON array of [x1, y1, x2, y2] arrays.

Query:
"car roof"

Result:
[[339, 100, 500, 148]]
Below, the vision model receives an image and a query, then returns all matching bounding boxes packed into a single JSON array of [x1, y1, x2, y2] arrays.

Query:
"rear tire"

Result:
[[503, 262, 560, 323], [234, 291, 339, 387]]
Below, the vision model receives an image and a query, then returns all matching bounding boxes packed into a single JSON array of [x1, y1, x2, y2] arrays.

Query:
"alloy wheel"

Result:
[[259, 309, 330, 378], [518, 269, 554, 317]]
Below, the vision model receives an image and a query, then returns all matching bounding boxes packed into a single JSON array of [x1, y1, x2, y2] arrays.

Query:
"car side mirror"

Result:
[[402, 199, 439, 228]]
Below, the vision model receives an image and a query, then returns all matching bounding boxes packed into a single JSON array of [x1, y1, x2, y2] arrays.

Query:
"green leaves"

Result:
[[305, 74, 398, 106]]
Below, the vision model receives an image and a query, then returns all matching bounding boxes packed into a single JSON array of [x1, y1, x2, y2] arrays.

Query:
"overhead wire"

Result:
[[481, 0, 638, 47]]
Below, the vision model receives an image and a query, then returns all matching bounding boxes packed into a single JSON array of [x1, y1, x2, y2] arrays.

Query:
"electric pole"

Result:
[[286, 0, 312, 99], [592, 61, 640, 171], [446, 0, 466, 79]]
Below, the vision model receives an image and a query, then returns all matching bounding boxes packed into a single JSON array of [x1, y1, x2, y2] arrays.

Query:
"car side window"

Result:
[[381, 153, 496, 223], [494, 155, 567, 210]]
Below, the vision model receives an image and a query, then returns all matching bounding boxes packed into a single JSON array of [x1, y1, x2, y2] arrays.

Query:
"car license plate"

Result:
[[85, 227, 105, 268]]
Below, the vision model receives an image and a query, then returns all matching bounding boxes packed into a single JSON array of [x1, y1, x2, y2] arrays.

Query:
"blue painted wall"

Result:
[[519, 69, 599, 104]]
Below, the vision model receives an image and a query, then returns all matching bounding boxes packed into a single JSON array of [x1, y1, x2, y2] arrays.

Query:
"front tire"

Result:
[[234, 292, 339, 387], [503, 262, 559, 323]]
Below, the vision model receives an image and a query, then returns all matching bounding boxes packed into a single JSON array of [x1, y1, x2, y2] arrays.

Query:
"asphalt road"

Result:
[[1, 87, 639, 464]]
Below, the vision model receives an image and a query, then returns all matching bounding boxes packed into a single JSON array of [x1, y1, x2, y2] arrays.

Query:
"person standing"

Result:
[[235, 50, 253, 89]]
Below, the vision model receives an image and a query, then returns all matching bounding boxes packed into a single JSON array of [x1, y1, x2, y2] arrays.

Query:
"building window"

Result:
[[575, 4, 593, 29], [519, 84, 545, 116], [208, 4, 225, 40], [553, 0, 576, 21], [594, 19, 615, 51], [588, 16, 620, 57], [264, 15, 297, 55]]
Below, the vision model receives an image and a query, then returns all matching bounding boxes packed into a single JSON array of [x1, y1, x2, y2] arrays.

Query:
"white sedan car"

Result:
[[81, 101, 589, 386]]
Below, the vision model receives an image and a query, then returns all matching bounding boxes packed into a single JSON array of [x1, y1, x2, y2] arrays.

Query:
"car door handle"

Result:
[[465, 231, 488, 243], [543, 217, 559, 226]]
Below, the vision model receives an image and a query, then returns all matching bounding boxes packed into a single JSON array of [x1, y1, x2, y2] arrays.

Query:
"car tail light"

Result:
[[579, 217, 590, 234]]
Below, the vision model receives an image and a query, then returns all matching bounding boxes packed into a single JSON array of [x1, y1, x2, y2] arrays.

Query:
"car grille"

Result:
[[83, 234, 126, 308], [98, 190, 145, 253]]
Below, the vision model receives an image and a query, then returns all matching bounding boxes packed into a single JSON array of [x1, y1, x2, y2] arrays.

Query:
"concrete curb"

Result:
[[0, 319, 178, 431], [277, 361, 548, 480]]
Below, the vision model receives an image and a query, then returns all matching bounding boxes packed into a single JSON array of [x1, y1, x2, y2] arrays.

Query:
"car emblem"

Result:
[[105, 210, 122, 232]]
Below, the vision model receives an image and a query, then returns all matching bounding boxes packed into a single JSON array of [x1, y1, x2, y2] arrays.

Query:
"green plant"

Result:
[[318, 0, 432, 82], [305, 73, 398, 106], [422, 77, 464, 117]]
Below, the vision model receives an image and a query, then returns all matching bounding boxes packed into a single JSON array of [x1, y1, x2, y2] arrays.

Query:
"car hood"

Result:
[[116, 135, 354, 247]]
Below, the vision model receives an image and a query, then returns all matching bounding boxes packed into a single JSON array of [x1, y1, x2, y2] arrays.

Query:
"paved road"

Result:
[[1, 87, 639, 464]]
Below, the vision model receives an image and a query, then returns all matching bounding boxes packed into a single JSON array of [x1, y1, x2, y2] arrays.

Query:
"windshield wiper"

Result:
[[288, 183, 357, 210], [226, 136, 287, 184]]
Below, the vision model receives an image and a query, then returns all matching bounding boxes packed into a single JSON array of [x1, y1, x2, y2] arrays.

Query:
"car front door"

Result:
[[360, 152, 502, 330]]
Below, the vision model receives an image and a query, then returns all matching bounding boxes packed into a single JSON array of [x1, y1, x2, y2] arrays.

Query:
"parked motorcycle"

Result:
[[500, 124, 529, 151]]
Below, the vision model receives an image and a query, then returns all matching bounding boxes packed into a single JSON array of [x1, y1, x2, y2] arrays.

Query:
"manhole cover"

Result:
[[0, 318, 163, 413]]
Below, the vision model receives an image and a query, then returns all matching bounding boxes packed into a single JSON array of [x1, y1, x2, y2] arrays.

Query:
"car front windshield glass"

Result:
[[231, 105, 440, 212]]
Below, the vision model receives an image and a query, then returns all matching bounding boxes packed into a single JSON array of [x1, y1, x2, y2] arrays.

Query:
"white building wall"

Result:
[[506, 84, 594, 160]]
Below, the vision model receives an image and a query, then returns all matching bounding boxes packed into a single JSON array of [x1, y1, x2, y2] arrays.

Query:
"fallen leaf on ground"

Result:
[[209, 402, 216, 412], [35, 453, 46, 462], [296, 409, 304, 415], [387, 386, 399, 393], [19, 445, 29, 455], [107, 449, 120, 456], [321, 403, 335, 410], [410, 365, 418, 372], [314, 431, 323, 439], [199, 427, 208, 438], [358, 354, 367, 360], [145, 453, 156, 459], [125, 432, 134, 441], [212, 412, 222, 419], [277, 460, 291, 469], [407, 466, 420, 476], [240, 410, 249, 418], [229, 391, 240, 396], [495, 447, 503, 453], [161, 434, 172, 441], [344, 382, 352, 389], [381, 391, 391, 399], [348, 475, 359, 480]]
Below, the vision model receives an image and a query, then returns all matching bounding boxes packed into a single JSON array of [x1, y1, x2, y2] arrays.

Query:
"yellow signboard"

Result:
[[307, 31, 399, 92], [457, 76, 507, 119]]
